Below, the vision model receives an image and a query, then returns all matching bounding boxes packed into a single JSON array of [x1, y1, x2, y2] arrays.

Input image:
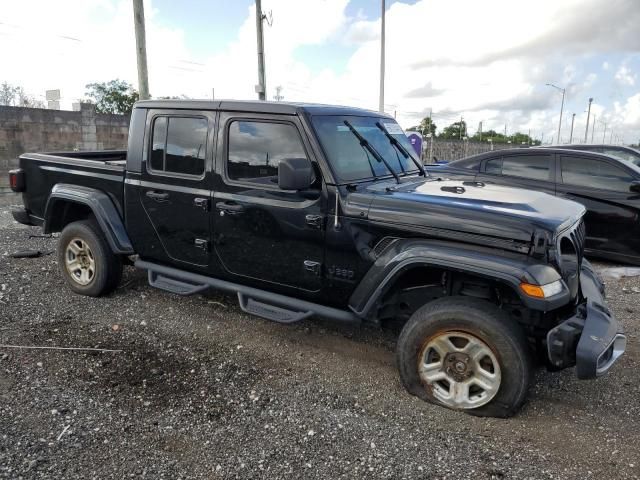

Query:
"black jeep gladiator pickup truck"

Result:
[[9, 99, 626, 417]]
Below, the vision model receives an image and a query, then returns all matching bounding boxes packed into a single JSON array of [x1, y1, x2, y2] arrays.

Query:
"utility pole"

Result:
[[273, 85, 284, 101], [546, 83, 565, 144], [428, 109, 434, 163], [584, 97, 593, 143], [459, 116, 464, 140], [569, 113, 575, 143], [602, 121, 608, 143], [479, 121, 483, 142], [255, 0, 267, 101], [132, 0, 150, 100], [378, 0, 385, 112]]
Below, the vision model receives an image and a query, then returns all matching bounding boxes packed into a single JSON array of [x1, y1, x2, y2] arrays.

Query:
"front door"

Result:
[[212, 112, 325, 292], [138, 111, 214, 267], [556, 154, 640, 260], [476, 152, 556, 195]]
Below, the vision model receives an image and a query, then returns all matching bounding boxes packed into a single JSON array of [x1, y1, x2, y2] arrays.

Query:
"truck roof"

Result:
[[134, 99, 392, 118]]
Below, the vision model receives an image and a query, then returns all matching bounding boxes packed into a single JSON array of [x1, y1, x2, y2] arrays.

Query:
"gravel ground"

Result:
[[1, 195, 639, 479]]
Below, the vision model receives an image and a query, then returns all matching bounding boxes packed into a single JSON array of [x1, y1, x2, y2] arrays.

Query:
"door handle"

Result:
[[146, 190, 169, 201], [194, 197, 210, 211], [216, 201, 244, 216]]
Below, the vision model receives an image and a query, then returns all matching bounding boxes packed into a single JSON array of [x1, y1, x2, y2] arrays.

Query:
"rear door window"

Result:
[[149, 116, 207, 177], [485, 155, 551, 181], [561, 156, 633, 192]]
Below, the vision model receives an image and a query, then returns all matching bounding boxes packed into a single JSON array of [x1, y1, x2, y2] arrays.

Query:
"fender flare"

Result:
[[44, 184, 134, 255], [348, 239, 568, 319]]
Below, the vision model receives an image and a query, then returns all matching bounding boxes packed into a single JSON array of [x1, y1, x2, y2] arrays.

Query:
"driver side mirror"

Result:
[[630, 180, 640, 193], [278, 157, 314, 190]]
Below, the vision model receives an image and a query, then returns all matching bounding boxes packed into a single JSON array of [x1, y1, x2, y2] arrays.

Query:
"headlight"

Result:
[[520, 279, 564, 298]]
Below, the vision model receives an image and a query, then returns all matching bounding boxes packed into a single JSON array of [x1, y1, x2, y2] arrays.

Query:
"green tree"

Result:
[[438, 120, 467, 140], [407, 117, 437, 136], [85, 79, 139, 114], [0, 82, 19, 105], [471, 129, 540, 145], [0, 82, 46, 108]]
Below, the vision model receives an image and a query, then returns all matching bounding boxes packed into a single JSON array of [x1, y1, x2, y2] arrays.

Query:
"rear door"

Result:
[[476, 152, 556, 194], [556, 154, 640, 260], [136, 110, 215, 267], [212, 112, 325, 293]]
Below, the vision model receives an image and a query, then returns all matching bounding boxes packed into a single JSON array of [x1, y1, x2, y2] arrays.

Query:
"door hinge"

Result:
[[303, 260, 321, 276], [194, 197, 210, 211], [194, 238, 210, 251], [305, 214, 323, 230]]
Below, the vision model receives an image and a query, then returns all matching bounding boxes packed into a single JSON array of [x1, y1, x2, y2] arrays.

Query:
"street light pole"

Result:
[[546, 83, 565, 143], [591, 114, 596, 143], [378, 0, 385, 113], [569, 113, 575, 143], [585, 97, 593, 143]]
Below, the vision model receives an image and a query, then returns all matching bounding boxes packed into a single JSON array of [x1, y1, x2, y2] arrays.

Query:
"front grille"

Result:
[[569, 219, 586, 264], [557, 219, 586, 299]]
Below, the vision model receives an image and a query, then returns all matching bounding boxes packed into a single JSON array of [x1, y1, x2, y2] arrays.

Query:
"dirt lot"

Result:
[[1, 196, 639, 479]]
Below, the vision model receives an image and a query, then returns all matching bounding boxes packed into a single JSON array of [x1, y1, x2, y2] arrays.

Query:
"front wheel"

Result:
[[396, 296, 532, 418], [57, 220, 122, 297]]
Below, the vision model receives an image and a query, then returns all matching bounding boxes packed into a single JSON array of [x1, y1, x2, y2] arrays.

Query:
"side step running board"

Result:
[[148, 271, 208, 296], [238, 293, 313, 324], [135, 260, 359, 325]]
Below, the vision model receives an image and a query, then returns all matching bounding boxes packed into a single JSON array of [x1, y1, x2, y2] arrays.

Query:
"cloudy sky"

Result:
[[2, 0, 639, 143]]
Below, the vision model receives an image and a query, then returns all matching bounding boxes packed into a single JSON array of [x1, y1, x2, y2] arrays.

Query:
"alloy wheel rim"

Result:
[[419, 331, 502, 409], [65, 238, 96, 286]]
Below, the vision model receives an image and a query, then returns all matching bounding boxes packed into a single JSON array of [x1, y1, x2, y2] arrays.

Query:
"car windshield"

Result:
[[601, 148, 640, 166], [311, 115, 423, 182]]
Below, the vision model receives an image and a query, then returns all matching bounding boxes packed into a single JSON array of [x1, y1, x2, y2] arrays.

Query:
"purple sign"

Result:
[[405, 132, 423, 157]]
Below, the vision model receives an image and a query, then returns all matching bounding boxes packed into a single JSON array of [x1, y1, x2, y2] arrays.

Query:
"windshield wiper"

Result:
[[343, 120, 400, 184], [361, 145, 378, 179], [375, 122, 426, 177]]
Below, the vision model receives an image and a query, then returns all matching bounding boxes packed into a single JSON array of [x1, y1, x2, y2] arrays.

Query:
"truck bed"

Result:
[[18, 150, 127, 222]]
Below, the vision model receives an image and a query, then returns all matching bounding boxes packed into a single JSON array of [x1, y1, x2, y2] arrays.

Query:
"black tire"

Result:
[[396, 296, 532, 418], [57, 220, 122, 297]]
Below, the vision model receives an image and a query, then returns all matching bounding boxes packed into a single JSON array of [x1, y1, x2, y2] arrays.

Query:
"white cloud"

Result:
[[2, 0, 640, 143], [615, 64, 636, 86], [615, 93, 640, 125], [1, 0, 195, 104]]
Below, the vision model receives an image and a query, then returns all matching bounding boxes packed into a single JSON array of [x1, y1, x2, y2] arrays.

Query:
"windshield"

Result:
[[601, 148, 640, 166], [311, 115, 422, 182]]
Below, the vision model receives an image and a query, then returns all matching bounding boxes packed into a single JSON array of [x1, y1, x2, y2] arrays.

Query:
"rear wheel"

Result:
[[396, 296, 532, 418], [57, 220, 122, 297]]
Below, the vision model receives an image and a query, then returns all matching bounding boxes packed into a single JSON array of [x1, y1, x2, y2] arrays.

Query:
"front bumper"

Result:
[[547, 261, 626, 379]]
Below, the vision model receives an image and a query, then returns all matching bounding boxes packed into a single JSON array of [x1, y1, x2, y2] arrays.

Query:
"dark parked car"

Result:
[[427, 147, 640, 264], [9, 100, 625, 417], [536, 144, 640, 166]]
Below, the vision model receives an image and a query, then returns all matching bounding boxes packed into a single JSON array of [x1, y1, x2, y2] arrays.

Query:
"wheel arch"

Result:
[[348, 240, 568, 322], [44, 184, 134, 255]]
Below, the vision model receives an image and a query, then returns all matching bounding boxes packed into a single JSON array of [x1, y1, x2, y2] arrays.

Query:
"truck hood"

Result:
[[348, 178, 585, 246]]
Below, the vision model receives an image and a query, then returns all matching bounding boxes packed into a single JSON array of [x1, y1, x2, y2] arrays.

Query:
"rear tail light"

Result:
[[9, 169, 25, 192]]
